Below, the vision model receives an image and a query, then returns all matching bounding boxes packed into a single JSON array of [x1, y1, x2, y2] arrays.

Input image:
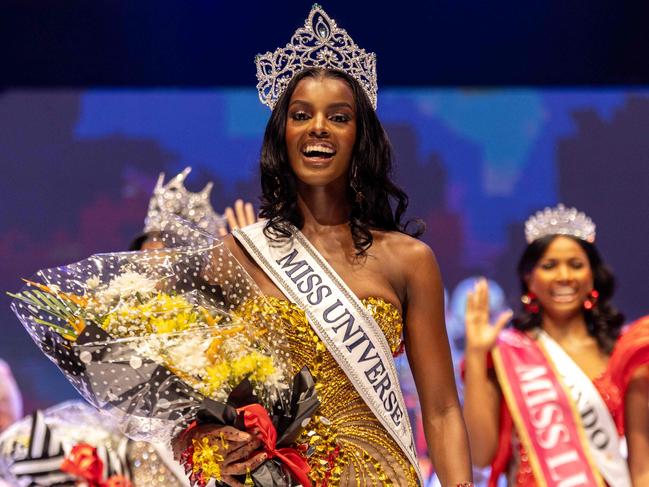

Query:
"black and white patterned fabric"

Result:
[[0, 402, 131, 486]]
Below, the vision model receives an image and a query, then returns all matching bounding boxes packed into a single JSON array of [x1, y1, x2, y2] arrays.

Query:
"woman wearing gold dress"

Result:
[[177, 6, 472, 486]]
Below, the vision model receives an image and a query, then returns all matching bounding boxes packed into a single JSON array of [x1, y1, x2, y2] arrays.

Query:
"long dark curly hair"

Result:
[[258, 67, 423, 254], [513, 234, 624, 354]]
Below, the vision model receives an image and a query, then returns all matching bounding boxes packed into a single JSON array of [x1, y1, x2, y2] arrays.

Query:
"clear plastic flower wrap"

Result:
[[9, 217, 319, 486]]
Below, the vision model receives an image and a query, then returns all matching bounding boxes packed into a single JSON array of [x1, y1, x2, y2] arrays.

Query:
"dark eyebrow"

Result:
[[288, 100, 354, 110], [328, 102, 354, 111], [289, 99, 310, 108]]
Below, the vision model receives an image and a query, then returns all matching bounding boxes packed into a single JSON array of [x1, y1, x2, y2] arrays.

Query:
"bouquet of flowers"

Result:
[[9, 218, 318, 486]]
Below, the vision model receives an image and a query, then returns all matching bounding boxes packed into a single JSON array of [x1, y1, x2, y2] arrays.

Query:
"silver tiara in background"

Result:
[[524, 204, 596, 244], [255, 4, 377, 110], [143, 167, 225, 236]]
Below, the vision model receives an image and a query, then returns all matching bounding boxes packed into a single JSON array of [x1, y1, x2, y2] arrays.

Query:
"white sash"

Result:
[[233, 221, 423, 485], [538, 331, 630, 487]]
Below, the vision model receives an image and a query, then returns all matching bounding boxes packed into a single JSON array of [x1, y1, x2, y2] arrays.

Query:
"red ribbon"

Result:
[[102, 476, 132, 487], [60, 443, 132, 487], [238, 404, 312, 487]]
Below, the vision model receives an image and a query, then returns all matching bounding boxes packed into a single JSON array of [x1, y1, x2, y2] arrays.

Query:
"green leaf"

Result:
[[32, 318, 76, 337], [7, 292, 40, 307]]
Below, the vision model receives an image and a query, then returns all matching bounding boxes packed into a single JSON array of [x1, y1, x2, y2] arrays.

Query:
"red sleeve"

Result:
[[609, 315, 649, 393]]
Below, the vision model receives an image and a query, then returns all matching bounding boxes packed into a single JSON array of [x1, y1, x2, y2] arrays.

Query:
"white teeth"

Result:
[[303, 144, 335, 155], [552, 287, 576, 296], [550, 287, 578, 303]]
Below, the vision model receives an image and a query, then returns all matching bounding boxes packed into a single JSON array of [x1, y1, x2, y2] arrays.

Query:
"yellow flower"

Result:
[[101, 293, 207, 336], [230, 352, 276, 383], [201, 308, 223, 327], [206, 326, 246, 362], [191, 436, 224, 480], [203, 362, 231, 396], [151, 310, 195, 334]]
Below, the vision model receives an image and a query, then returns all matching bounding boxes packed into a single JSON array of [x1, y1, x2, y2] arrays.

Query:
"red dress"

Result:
[[609, 315, 649, 394], [465, 320, 649, 486], [487, 368, 623, 486]]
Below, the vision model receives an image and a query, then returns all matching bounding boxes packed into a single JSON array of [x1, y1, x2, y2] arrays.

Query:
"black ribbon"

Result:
[[193, 367, 320, 487]]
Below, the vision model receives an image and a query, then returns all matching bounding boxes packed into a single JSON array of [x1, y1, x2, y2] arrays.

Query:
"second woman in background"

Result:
[[463, 204, 649, 486]]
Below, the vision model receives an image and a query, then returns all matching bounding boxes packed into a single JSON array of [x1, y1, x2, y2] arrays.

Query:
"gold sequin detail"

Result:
[[128, 442, 186, 486], [236, 296, 417, 487]]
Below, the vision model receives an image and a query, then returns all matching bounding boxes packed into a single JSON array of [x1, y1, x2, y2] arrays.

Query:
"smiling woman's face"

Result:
[[527, 235, 594, 319], [285, 74, 357, 188]]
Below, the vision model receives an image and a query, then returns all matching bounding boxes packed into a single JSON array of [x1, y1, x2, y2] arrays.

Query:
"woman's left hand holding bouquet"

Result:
[[173, 424, 267, 487]]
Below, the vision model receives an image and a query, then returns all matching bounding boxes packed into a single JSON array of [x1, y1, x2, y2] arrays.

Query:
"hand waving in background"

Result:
[[219, 200, 257, 236], [464, 278, 513, 355]]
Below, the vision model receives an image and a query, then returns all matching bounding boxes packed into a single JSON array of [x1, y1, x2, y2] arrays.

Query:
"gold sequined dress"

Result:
[[237, 296, 419, 487]]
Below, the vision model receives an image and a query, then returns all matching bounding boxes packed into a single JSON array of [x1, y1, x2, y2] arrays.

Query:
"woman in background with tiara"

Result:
[[174, 5, 473, 487], [129, 166, 258, 251], [462, 204, 649, 486]]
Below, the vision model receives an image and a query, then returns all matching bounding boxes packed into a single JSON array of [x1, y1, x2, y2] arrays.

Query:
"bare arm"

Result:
[[463, 353, 501, 467], [462, 279, 511, 467], [403, 242, 472, 485], [625, 366, 649, 487]]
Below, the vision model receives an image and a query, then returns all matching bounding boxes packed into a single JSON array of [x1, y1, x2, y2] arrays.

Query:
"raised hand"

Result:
[[464, 278, 512, 354], [219, 200, 257, 236]]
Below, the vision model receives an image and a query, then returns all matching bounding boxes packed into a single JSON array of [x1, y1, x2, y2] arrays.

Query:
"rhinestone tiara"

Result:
[[524, 204, 596, 244], [255, 4, 378, 110], [143, 167, 225, 236]]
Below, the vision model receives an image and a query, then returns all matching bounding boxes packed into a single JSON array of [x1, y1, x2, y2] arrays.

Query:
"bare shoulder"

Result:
[[371, 230, 438, 270], [221, 234, 257, 272], [222, 232, 289, 299], [369, 231, 441, 302], [222, 234, 243, 258]]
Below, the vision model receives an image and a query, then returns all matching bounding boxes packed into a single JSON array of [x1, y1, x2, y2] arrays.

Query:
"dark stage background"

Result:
[[2, 87, 648, 410]]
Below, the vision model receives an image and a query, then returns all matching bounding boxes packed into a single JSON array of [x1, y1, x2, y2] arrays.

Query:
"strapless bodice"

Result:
[[235, 296, 418, 486]]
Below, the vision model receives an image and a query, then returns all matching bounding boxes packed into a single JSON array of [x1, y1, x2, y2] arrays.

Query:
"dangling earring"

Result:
[[350, 164, 364, 204], [583, 290, 599, 311], [521, 292, 540, 314]]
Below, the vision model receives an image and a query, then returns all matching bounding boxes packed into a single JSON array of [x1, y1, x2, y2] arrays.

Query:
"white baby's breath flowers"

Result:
[[263, 369, 288, 403], [86, 276, 100, 290], [131, 336, 164, 364], [165, 335, 211, 379], [221, 335, 250, 355], [130, 333, 212, 383]]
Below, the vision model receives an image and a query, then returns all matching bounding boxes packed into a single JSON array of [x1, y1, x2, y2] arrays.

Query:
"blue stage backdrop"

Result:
[[2, 87, 649, 419]]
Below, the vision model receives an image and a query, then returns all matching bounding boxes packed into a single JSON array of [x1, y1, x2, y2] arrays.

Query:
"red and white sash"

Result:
[[493, 328, 627, 487], [537, 331, 629, 487], [233, 221, 423, 485]]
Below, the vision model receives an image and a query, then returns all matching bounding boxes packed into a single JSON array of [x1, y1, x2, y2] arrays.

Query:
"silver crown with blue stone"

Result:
[[255, 4, 378, 110], [524, 204, 596, 244]]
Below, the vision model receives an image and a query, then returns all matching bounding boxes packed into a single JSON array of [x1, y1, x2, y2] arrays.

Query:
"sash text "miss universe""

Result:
[[277, 249, 404, 427]]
